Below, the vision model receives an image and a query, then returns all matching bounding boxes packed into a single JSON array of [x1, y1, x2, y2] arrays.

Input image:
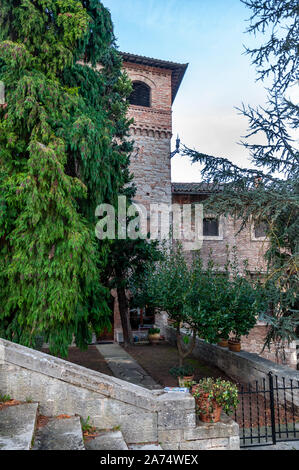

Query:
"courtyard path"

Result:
[[96, 343, 162, 390]]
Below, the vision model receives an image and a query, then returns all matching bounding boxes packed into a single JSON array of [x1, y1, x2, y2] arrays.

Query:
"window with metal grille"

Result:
[[203, 218, 219, 237], [254, 220, 268, 238], [129, 81, 151, 107]]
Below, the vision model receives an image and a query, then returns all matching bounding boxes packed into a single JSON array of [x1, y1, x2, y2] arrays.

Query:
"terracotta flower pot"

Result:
[[148, 333, 160, 345], [193, 392, 222, 423], [228, 340, 241, 352], [218, 338, 229, 348], [191, 384, 202, 395], [178, 375, 194, 387]]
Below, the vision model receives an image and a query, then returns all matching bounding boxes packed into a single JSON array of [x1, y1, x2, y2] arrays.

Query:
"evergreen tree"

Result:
[[0, 1, 133, 356], [182, 0, 298, 350], [104, 236, 162, 346]]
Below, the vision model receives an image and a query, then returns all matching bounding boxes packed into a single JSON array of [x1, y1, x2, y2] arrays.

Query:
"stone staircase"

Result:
[[0, 338, 240, 450], [0, 401, 162, 451]]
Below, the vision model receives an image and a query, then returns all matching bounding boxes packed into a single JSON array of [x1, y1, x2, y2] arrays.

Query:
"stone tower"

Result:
[[111, 53, 187, 342], [121, 52, 188, 209]]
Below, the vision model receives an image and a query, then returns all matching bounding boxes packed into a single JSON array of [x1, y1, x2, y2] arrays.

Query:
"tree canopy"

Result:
[[132, 245, 261, 366], [0, 0, 134, 356], [182, 0, 299, 349]]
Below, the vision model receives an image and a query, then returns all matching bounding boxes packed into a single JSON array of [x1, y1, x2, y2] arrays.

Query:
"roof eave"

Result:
[[120, 52, 188, 104]]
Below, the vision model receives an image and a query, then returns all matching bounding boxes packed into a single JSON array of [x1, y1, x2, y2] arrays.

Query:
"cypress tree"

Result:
[[0, 1, 133, 356]]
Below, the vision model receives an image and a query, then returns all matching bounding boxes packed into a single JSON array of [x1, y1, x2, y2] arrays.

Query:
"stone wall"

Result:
[[165, 326, 299, 408], [129, 130, 172, 209], [0, 338, 239, 450]]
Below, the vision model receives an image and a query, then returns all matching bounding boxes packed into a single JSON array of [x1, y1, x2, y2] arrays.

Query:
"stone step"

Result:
[[33, 416, 85, 450], [128, 443, 163, 451], [0, 403, 38, 450], [85, 430, 128, 450]]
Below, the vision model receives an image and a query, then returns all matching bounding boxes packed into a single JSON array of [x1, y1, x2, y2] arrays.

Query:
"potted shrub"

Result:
[[217, 310, 231, 348], [170, 365, 195, 387], [191, 378, 239, 423], [148, 327, 160, 344], [218, 337, 229, 348], [227, 275, 259, 352]]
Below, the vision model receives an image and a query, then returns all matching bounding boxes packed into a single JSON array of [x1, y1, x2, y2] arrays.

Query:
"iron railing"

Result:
[[234, 372, 299, 448]]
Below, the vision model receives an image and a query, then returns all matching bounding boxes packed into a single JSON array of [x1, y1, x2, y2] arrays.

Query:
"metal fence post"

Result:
[[269, 372, 277, 445]]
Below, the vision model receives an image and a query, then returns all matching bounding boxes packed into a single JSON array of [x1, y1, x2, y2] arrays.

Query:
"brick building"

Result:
[[111, 52, 297, 369]]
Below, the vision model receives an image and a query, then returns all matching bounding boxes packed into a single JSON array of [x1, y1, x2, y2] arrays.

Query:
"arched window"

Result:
[[129, 81, 151, 107]]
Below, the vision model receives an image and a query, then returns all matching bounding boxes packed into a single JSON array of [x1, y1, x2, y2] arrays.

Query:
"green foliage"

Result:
[[133, 244, 263, 362], [148, 327, 160, 335], [182, 0, 298, 347], [0, 394, 11, 402], [192, 378, 239, 416], [105, 232, 162, 345], [133, 244, 191, 325], [0, 1, 133, 355], [80, 415, 94, 434], [169, 365, 195, 378]]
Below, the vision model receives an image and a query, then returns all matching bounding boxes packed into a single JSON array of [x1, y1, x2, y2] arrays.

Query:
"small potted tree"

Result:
[[213, 276, 232, 348], [228, 275, 259, 352], [148, 327, 160, 345], [191, 378, 239, 423], [170, 365, 195, 387]]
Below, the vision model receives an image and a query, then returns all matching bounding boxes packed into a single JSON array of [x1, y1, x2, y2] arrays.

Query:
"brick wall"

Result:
[[172, 192, 268, 273], [241, 323, 297, 369], [124, 61, 172, 209]]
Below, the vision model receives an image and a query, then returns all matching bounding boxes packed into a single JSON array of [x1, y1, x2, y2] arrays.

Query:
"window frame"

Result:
[[250, 217, 269, 242], [203, 214, 224, 241], [129, 81, 151, 108]]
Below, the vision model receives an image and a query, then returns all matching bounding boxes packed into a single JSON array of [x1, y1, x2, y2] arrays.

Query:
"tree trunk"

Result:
[[176, 325, 197, 367], [117, 285, 132, 346]]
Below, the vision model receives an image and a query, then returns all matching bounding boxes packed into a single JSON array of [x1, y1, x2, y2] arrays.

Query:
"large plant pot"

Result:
[[228, 340, 241, 352], [193, 392, 222, 423], [178, 375, 194, 387], [148, 333, 160, 345], [218, 338, 229, 348]]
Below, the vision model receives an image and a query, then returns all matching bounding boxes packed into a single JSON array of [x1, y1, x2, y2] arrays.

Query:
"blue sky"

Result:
[[103, 0, 267, 182]]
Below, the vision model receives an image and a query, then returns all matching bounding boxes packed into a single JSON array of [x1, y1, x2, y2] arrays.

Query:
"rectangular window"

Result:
[[203, 217, 219, 237], [254, 221, 268, 238]]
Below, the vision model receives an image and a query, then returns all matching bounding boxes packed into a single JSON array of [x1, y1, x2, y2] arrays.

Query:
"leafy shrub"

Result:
[[148, 327, 160, 335], [169, 365, 195, 378], [192, 378, 239, 415]]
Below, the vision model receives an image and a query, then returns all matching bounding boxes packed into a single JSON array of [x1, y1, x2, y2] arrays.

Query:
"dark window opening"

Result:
[[203, 218, 219, 237], [254, 220, 268, 238], [130, 307, 155, 330], [129, 81, 151, 107]]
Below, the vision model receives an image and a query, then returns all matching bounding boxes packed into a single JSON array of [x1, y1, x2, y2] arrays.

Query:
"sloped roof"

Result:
[[120, 52, 188, 103], [172, 183, 223, 194]]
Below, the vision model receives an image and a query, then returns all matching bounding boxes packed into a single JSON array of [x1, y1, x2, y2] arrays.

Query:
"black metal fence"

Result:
[[234, 372, 299, 448]]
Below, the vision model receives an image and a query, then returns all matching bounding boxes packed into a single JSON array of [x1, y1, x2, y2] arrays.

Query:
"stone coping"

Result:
[[0, 338, 194, 413], [172, 327, 299, 382]]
